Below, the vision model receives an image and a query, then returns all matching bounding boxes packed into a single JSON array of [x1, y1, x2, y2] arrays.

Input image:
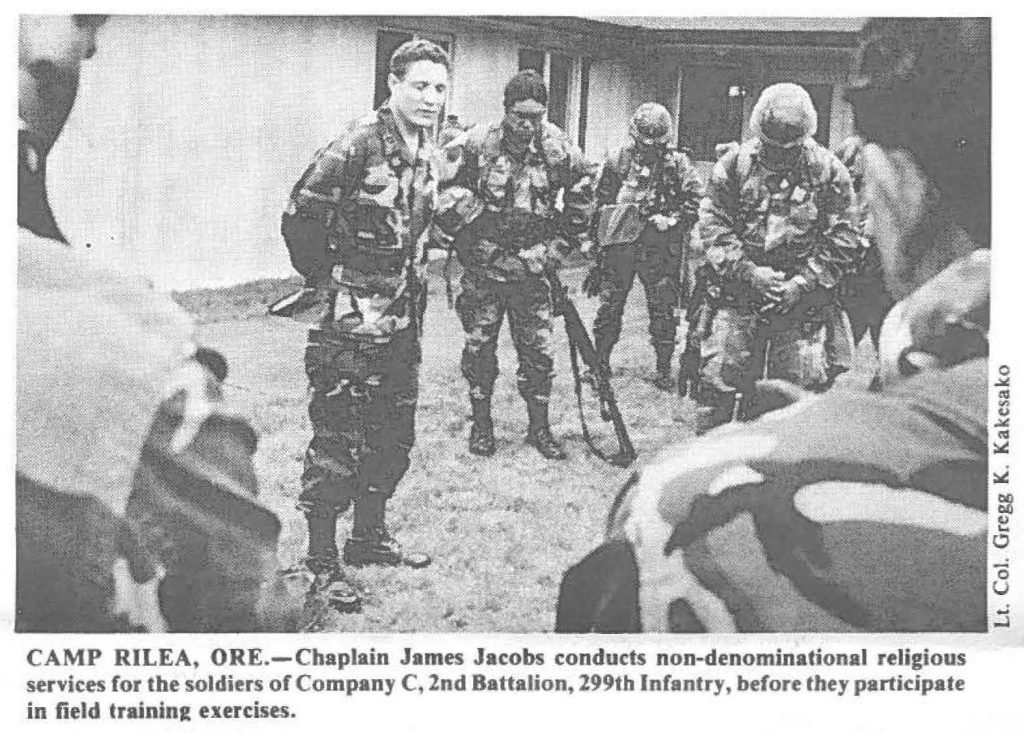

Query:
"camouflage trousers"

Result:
[[455, 267, 554, 402], [593, 224, 682, 357], [695, 303, 849, 432], [299, 320, 421, 515]]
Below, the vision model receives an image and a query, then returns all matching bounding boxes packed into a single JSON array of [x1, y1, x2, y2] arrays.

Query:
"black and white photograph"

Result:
[[12, 6, 1006, 644]]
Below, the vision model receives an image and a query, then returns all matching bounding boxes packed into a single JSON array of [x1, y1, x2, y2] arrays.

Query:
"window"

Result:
[[373, 29, 453, 110], [518, 49, 546, 76]]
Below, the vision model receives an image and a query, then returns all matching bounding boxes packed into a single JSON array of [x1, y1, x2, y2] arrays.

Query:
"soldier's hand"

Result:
[[769, 278, 803, 313], [548, 237, 573, 262], [520, 243, 548, 274], [747, 266, 786, 296], [650, 214, 677, 232]]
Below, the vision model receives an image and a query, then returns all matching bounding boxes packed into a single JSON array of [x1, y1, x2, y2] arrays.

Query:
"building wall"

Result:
[[52, 15, 383, 289], [47, 16, 857, 290]]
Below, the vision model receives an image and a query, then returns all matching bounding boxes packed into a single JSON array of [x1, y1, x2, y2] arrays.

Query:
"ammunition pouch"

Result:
[[435, 186, 485, 239]]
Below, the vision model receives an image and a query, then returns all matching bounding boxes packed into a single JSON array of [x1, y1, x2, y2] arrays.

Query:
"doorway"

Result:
[[678, 66, 747, 162]]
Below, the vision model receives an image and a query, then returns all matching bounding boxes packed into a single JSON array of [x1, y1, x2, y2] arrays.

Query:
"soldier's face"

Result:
[[760, 140, 802, 170], [19, 15, 105, 150], [388, 60, 449, 129], [636, 141, 665, 165], [502, 100, 546, 152]]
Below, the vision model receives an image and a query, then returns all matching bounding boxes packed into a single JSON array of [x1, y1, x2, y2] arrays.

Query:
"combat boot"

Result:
[[653, 342, 675, 391], [343, 490, 431, 569], [525, 398, 567, 460], [297, 507, 360, 613], [694, 392, 737, 435], [468, 397, 496, 456], [301, 506, 340, 574]]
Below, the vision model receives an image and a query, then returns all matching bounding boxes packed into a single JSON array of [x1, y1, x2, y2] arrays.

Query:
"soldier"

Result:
[[590, 103, 703, 390], [557, 17, 990, 634], [443, 70, 595, 460], [18, 15, 300, 632], [693, 82, 860, 433], [282, 40, 450, 604]]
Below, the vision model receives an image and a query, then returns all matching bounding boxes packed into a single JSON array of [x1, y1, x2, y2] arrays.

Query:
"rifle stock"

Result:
[[546, 269, 636, 467], [267, 286, 326, 318]]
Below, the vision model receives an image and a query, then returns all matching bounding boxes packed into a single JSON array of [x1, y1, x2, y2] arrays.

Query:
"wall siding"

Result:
[[46, 16, 856, 289]]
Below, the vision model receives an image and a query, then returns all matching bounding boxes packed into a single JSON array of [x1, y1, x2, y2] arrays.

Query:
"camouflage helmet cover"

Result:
[[750, 83, 818, 148], [629, 102, 673, 145]]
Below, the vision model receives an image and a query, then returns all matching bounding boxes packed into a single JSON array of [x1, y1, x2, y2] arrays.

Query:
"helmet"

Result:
[[750, 83, 817, 149], [629, 103, 673, 146]]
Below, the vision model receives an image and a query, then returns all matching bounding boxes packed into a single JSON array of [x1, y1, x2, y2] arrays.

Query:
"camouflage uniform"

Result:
[[444, 118, 594, 446], [592, 139, 702, 383], [694, 135, 859, 430], [558, 356, 987, 633], [283, 106, 437, 566]]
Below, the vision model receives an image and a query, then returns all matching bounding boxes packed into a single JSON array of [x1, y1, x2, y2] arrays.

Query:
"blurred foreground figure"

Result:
[[17, 16, 301, 631], [557, 17, 990, 633]]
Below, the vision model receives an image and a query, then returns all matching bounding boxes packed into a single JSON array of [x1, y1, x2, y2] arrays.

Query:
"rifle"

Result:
[[677, 262, 709, 398], [735, 301, 817, 421], [546, 268, 636, 467], [268, 282, 328, 319], [734, 311, 772, 422]]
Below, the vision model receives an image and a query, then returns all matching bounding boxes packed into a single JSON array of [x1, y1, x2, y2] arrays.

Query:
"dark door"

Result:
[[678, 67, 747, 161], [802, 84, 833, 148]]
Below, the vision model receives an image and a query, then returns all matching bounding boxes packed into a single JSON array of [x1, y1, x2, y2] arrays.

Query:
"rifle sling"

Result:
[[565, 322, 633, 467]]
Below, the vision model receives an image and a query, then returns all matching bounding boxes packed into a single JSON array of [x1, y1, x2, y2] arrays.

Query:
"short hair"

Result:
[[851, 17, 990, 249], [72, 15, 109, 29], [389, 39, 451, 79], [504, 70, 548, 110]]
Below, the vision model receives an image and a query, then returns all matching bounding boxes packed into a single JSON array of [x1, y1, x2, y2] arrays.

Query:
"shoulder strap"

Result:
[[736, 145, 755, 184]]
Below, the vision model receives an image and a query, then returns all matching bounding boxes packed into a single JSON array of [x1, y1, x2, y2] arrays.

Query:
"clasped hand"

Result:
[[748, 266, 802, 313]]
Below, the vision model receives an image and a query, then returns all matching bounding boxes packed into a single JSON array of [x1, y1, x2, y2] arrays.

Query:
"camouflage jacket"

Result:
[[284, 106, 439, 307], [557, 357, 987, 633], [443, 120, 595, 280], [699, 138, 859, 299], [596, 143, 703, 223]]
